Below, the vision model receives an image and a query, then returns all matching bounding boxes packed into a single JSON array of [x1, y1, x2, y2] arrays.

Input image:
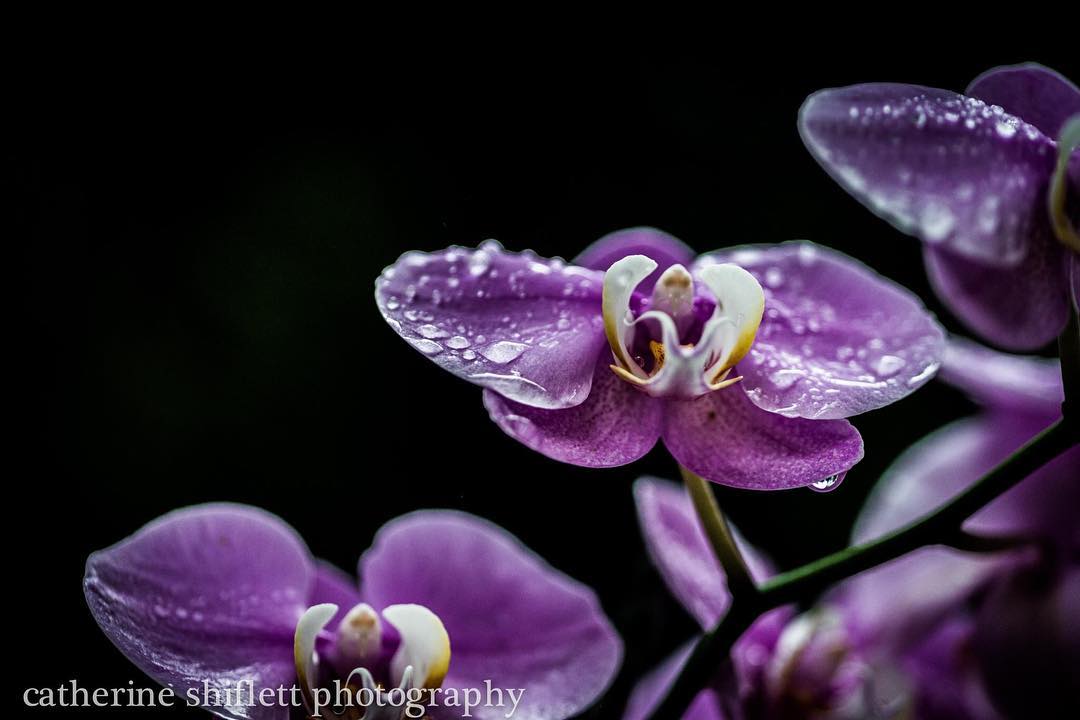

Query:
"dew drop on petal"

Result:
[[872, 355, 906, 378], [446, 335, 470, 349], [479, 341, 528, 364], [408, 338, 444, 355], [417, 324, 450, 339]]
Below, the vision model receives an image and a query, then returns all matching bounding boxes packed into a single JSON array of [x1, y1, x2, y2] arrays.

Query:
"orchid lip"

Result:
[[602, 255, 765, 399]]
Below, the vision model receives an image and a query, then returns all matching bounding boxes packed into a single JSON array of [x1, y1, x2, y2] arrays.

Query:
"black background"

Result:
[[16, 36, 1077, 718]]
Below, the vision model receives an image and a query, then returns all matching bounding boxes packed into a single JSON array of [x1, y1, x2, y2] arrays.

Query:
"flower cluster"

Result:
[[83, 61, 1078, 720]]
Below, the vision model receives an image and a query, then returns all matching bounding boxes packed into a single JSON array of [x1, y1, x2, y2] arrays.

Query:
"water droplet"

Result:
[[446, 335, 470, 349], [995, 120, 1016, 139], [556, 317, 571, 330], [417, 324, 450, 339], [809, 473, 845, 492], [385, 299, 400, 311], [872, 355, 906, 377], [764, 267, 784, 288], [469, 250, 492, 277], [920, 201, 955, 241], [462, 349, 477, 360], [479, 341, 528, 364], [769, 369, 800, 390], [407, 338, 443, 355]]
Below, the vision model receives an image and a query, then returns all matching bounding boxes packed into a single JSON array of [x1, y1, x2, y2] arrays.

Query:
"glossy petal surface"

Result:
[[360, 511, 622, 720], [376, 241, 607, 409], [662, 386, 864, 489], [698, 242, 944, 419]]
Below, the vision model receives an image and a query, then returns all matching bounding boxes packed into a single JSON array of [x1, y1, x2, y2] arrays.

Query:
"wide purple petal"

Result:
[[662, 386, 864, 490], [633, 477, 773, 629], [573, 226, 696, 292], [623, 642, 724, 720], [923, 236, 1070, 351], [84, 504, 314, 720], [799, 83, 1058, 267], [966, 63, 1080, 139], [483, 354, 663, 467], [360, 510, 622, 720], [376, 241, 608, 409], [852, 413, 1076, 545], [938, 337, 1063, 415], [697, 242, 944, 419]]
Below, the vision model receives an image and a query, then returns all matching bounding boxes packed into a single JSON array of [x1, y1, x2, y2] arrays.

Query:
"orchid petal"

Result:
[[483, 354, 663, 468], [854, 413, 1078, 546], [966, 62, 1080, 139], [574, 226, 696, 291], [662, 385, 863, 490], [938, 337, 1063, 415], [633, 477, 773, 628], [376, 241, 607, 409], [923, 226, 1071, 350], [622, 641, 723, 720], [799, 82, 1057, 267], [360, 510, 622, 720], [698, 242, 945, 419], [83, 504, 313, 720]]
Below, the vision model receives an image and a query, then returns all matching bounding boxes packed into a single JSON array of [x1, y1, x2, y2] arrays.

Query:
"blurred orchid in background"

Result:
[[376, 227, 945, 489], [800, 63, 1080, 350], [625, 338, 1077, 719], [84, 505, 621, 720]]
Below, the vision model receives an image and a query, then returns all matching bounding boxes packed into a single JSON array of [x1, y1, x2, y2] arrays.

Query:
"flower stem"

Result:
[[1059, 303, 1079, 415], [680, 466, 757, 599], [647, 417, 1076, 720]]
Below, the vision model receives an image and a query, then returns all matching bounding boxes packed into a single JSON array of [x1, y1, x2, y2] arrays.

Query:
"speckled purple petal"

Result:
[[853, 413, 1077, 545], [633, 477, 773, 628], [623, 642, 723, 720], [376, 241, 607, 409], [799, 83, 1058, 267], [966, 63, 1080, 139], [661, 386, 864, 490], [360, 510, 622, 720], [573, 226, 696, 292], [84, 504, 314, 720], [923, 234, 1070, 351], [483, 355, 663, 468], [938, 337, 1063, 415], [696, 242, 944, 420]]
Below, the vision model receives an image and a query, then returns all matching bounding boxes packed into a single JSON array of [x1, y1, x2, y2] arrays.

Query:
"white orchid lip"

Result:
[[293, 601, 451, 717], [602, 255, 765, 399]]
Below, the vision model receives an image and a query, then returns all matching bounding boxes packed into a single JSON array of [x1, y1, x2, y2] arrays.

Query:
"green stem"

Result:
[[681, 466, 756, 598], [646, 418, 1076, 720], [1059, 303, 1079, 414]]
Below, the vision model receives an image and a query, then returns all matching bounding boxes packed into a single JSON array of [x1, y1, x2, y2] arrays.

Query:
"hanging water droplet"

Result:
[[809, 472, 845, 493]]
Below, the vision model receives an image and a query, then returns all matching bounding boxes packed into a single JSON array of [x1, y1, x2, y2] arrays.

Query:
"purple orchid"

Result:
[[84, 505, 621, 720], [375, 227, 944, 489], [799, 63, 1080, 350], [624, 339, 1077, 719]]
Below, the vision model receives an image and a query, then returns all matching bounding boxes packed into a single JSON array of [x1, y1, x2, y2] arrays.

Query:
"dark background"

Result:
[[16, 39, 1077, 717]]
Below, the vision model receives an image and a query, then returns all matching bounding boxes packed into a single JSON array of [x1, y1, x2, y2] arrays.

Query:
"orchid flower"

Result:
[[624, 340, 1077, 719], [375, 227, 944, 489], [800, 63, 1080, 350], [83, 505, 621, 720]]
